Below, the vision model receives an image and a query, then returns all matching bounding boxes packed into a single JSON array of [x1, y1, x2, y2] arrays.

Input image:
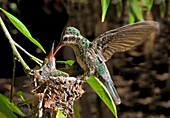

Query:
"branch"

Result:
[[14, 42, 43, 66], [0, 16, 30, 73]]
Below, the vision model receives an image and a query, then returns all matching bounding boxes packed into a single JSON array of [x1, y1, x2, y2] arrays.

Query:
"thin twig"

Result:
[[9, 56, 16, 102], [0, 16, 30, 73], [14, 41, 43, 66]]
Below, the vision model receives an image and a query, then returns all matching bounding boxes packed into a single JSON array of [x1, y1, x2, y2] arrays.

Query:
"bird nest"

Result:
[[28, 60, 85, 117]]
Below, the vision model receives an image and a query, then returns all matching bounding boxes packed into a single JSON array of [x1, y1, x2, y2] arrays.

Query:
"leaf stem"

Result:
[[14, 42, 43, 66], [0, 16, 30, 73]]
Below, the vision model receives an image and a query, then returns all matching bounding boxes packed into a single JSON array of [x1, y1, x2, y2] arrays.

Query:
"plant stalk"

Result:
[[14, 42, 43, 66], [0, 16, 30, 73], [9, 57, 16, 102]]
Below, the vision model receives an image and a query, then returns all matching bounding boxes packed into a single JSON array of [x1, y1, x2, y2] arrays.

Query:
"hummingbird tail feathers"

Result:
[[104, 81, 121, 105]]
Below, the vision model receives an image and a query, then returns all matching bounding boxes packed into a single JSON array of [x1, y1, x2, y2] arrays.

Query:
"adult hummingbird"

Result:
[[54, 21, 159, 105]]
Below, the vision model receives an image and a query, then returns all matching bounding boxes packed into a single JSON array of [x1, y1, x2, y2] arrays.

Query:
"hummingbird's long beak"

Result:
[[53, 31, 65, 56], [53, 43, 64, 57], [47, 43, 55, 60]]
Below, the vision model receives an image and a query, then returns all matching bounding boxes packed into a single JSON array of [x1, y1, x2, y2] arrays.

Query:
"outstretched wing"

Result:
[[92, 21, 159, 62]]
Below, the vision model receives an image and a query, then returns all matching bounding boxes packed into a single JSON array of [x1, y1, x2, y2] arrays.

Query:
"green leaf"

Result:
[[56, 60, 66, 64], [140, 0, 153, 10], [67, 114, 71, 118], [66, 60, 75, 66], [127, 0, 135, 24], [116, 0, 123, 18], [86, 76, 117, 118], [0, 94, 25, 117], [16, 91, 26, 101], [15, 91, 32, 111], [56, 60, 75, 67], [0, 8, 46, 54], [128, 0, 144, 22], [73, 102, 81, 118], [56, 109, 67, 118], [0, 112, 7, 118], [160, 0, 166, 18], [128, 10, 135, 24], [101, 0, 110, 22]]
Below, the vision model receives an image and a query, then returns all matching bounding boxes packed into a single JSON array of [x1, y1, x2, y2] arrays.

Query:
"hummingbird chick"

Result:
[[28, 44, 85, 117]]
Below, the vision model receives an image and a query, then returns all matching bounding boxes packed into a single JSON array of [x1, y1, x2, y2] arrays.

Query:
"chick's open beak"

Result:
[[47, 42, 64, 60], [48, 43, 55, 60]]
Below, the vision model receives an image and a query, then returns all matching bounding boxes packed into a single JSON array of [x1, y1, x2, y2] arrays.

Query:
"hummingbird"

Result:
[[42, 43, 69, 78], [54, 21, 159, 105], [29, 43, 69, 86], [29, 44, 85, 117]]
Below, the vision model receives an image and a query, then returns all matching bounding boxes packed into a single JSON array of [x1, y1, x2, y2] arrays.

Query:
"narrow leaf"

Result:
[[67, 114, 71, 118], [140, 0, 153, 10], [56, 60, 75, 67], [0, 94, 25, 117], [0, 8, 31, 37], [56, 60, 66, 64], [128, 0, 144, 22], [66, 60, 75, 66], [160, 0, 166, 18], [116, 0, 123, 18], [73, 102, 81, 118], [56, 109, 67, 118], [127, 0, 135, 24], [87, 76, 117, 118], [128, 10, 135, 24], [101, 0, 110, 22], [0, 112, 7, 118], [0, 8, 46, 53], [16, 91, 26, 101]]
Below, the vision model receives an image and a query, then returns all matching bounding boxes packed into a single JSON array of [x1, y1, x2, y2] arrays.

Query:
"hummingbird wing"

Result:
[[92, 21, 159, 62]]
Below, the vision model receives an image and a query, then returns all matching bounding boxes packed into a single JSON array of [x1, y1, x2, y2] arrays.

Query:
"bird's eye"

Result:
[[63, 37, 68, 41]]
